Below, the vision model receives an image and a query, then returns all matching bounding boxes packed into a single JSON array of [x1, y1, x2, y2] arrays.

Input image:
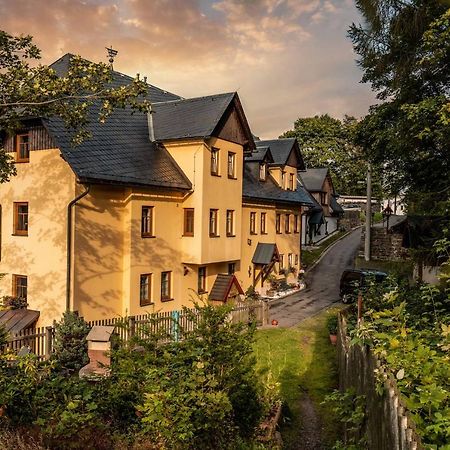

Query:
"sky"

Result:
[[1, 0, 377, 139]]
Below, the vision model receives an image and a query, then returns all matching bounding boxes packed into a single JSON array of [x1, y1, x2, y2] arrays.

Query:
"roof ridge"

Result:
[[153, 91, 235, 106]]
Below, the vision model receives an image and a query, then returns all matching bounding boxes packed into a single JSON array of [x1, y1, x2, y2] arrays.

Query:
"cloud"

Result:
[[0, 0, 375, 138]]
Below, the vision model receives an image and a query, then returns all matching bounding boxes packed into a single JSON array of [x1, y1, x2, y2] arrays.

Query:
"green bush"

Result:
[[52, 312, 90, 373], [326, 314, 338, 335], [0, 303, 267, 449]]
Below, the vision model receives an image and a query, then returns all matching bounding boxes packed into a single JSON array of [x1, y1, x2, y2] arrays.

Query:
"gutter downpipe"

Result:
[[66, 184, 91, 311]]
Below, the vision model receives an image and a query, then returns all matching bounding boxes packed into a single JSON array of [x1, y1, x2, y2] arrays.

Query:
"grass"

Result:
[[301, 231, 346, 269], [254, 307, 343, 449]]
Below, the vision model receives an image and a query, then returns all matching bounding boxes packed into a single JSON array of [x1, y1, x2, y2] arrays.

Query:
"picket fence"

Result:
[[5, 300, 269, 360]]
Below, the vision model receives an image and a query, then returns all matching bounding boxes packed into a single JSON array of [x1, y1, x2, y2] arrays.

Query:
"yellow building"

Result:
[[0, 54, 312, 329], [237, 139, 313, 295]]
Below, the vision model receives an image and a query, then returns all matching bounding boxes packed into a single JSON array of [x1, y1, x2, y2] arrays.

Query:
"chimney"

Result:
[[147, 104, 155, 143], [79, 325, 115, 379]]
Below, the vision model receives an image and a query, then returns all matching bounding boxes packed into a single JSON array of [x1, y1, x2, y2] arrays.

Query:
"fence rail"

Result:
[[5, 301, 269, 360]]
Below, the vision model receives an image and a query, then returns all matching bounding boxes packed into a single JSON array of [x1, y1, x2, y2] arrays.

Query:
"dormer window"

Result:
[[289, 173, 294, 191], [16, 133, 30, 162], [281, 171, 286, 189], [259, 163, 267, 181]]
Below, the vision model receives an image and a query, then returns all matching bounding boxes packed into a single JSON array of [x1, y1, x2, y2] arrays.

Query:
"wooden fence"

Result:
[[5, 301, 269, 360], [337, 312, 423, 450]]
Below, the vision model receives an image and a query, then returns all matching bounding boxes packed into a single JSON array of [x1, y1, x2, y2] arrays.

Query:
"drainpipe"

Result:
[[66, 184, 90, 311]]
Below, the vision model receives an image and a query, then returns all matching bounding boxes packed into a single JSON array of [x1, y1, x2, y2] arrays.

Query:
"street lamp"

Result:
[[382, 204, 393, 231]]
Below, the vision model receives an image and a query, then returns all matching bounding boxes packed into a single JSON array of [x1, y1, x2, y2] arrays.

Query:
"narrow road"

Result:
[[270, 228, 362, 327]]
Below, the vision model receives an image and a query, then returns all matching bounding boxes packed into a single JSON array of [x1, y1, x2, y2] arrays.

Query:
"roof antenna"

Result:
[[105, 46, 118, 69]]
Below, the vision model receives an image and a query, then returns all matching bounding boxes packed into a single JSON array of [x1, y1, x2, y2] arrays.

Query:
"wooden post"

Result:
[[129, 316, 136, 338], [45, 326, 53, 360], [357, 291, 363, 325], [263, 301, 269, 325]]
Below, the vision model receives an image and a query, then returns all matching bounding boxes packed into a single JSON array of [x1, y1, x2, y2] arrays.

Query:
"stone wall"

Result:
[[340, 209, 361, 231], [337, 313, 423, 450], [359, 227, 409, 260]]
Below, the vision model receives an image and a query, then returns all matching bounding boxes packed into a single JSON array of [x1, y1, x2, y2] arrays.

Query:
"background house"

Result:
[[298, 168, 343, 245]]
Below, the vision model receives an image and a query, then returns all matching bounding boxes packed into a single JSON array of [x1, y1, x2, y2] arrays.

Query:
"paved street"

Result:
[[269, 228, 362, 327]]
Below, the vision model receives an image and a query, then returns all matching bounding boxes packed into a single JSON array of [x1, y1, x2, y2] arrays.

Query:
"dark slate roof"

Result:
[[309, 210, 325, 225], [245, 146, 274, 163], [50, 53, 181, 103], [0, 309, 40, 334], [330, 195, 344, 215], [45, 112, 192, 190], [243, 163, 314, 207], [256, 138, 305, 169], [152, 93, 236, 141], [299, 168, 329, 192], [209, 274, 244, 302], [45, 54, 192, 190], [252, 243, 279, 265]]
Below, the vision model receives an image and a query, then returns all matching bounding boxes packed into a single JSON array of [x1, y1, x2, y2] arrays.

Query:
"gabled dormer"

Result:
[[244, 146, 274, 182], [255, 138, 305, 190]]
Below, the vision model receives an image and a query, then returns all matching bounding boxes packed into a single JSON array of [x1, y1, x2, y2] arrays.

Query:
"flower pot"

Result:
[[329, 334, 337, 345]]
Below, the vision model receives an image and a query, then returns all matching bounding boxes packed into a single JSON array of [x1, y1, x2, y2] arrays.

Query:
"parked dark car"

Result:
[[339, 269, 388, 303]]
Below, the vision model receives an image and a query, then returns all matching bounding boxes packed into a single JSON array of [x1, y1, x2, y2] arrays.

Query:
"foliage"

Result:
[[1, 295, 28, 310], [280, 114, 374, 196], [348, 274, 450, 447], [245, 285, 261, 302], [326, 314, 338, 335], [349, 2, 450, 206], [0, 303, 267, 449], [52, 311, 90, 373], [0, 30, 149, 183], [323, 388, 367, 449]]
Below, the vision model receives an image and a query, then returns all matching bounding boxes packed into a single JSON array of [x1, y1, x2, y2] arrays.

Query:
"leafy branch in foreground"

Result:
[[0, 30, 150, 183]]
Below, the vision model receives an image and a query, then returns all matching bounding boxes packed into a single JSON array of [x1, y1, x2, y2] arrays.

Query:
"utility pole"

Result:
[[364, 163, 372, 261]]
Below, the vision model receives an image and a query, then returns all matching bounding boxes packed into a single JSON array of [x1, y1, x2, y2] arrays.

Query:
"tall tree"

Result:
[[0, 30, 149, 183], [280, 114, 371, 195], [349, 1, 450, 212]]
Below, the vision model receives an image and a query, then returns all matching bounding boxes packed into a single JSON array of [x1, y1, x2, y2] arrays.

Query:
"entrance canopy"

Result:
[[252, 243, 279, 265], [0, 309, 40, 334], [209, 274, 244, 302]]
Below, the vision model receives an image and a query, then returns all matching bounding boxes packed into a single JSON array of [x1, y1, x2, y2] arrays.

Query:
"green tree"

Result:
[[281, 114, 371, 195], [349, 1, 450, 211], [0, 30, 149, 183], [52, 312, 90, 373]]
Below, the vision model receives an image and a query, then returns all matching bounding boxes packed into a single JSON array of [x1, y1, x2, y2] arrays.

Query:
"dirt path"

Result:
[[295, 392, 324, 450]]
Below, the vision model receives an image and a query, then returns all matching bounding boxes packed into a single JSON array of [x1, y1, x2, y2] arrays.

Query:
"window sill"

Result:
[[261, 232, 268, 235], [209, 234, 220, 238], [228, 176, 237, 180], [161, 297, 174, 302], [140, 302, 154, 307], [141, 234, 156, 239], [183, 234, 194, 237], [250, 232, 257, 235], [12, 233, 28, 237], [15, 160, 30, 164], [198, 290, 208, 295], [276, 231, 282, 234], [211, 173, 221, 177], [226, 234, 236, 238]]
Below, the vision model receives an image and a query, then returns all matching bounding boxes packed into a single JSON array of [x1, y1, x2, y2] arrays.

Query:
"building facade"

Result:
[[0, 54, 312, 328]]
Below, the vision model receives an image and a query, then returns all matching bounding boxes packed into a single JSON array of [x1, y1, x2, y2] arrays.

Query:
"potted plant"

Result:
[[326, 314, 338, 345]]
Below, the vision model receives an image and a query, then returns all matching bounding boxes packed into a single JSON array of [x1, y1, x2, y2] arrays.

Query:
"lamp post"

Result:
[[382, 204, 393, 232], [364, 163, 372, 261]]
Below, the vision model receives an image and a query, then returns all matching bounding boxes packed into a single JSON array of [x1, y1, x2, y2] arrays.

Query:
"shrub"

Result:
[[326, 314, 338, 335], [1, 296, 28, 310], [52, 312, 90, 373]]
